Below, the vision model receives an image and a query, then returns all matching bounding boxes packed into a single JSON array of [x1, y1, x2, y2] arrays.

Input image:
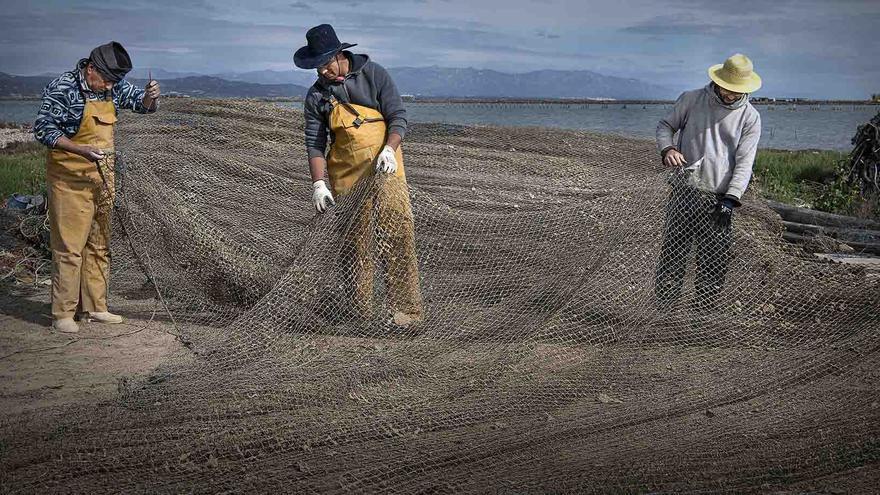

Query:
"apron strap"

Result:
[[327, 94, 384, 128], [76, 68, 116, 188]]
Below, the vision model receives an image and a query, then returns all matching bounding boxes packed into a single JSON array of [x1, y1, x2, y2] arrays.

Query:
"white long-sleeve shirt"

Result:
[[657, 83, 762, 201]]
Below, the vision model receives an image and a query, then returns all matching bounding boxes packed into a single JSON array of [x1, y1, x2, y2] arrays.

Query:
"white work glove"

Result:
[[312, 180, 335, 213], [375, 145, 398, 174]]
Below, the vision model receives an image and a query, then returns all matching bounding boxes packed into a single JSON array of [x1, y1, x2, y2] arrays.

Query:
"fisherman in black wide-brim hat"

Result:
[[296, 24, 423, 331]]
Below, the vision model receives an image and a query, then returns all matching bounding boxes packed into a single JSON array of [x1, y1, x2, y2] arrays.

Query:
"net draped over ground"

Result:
[[2, 99, 879, 493]]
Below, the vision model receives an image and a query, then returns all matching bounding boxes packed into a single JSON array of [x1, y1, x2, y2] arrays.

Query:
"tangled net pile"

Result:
[[2, 99, 879, 493]]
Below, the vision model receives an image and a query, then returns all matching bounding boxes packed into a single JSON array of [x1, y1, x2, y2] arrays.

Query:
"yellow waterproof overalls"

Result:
[[47, 96, 117, 320], [325, 96, 423, 322]]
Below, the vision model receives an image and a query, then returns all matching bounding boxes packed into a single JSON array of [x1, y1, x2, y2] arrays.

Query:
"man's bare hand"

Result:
[[79, 145, 106, 162], [143, 80, 160, 110], [663, 148, 687, 167], [146, 80, 160, 99]]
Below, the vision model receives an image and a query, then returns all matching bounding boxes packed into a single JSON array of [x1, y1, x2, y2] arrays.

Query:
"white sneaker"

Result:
[[88, 311, 124, 324], [52, 318, 80, 333]]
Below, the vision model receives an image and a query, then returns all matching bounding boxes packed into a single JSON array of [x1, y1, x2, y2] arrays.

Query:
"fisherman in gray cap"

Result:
[[34, 41, 160, 334]]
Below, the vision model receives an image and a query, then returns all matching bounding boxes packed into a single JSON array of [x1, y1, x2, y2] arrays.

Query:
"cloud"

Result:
[[0, 6, 310, 74], [289, 0, 428, 6], [535, 30, 561, 39], [126, 45, 197, 55], [620, 15, 734, 37], [0, 0, 875, 98], [666, 0, 878, 17], [663, 0, 795, 16], [289, 2, 314, 11]]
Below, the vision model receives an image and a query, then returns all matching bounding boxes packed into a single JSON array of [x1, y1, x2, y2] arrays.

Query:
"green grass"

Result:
[[752, 149, 846, 209], [0, 141, 45, 200], [751, 149, 878, 217]]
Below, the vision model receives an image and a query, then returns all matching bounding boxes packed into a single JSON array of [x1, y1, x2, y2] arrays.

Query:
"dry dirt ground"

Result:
[[0, 207, 186, 416], [0, 283, 184, 415], [2, 101, 878, 492]]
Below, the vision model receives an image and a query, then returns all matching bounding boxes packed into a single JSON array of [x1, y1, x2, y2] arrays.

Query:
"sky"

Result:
[[0, 0, 877, 99]]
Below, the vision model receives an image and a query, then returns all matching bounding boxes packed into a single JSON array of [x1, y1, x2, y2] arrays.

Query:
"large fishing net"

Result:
[[2, 99, 879, 493]]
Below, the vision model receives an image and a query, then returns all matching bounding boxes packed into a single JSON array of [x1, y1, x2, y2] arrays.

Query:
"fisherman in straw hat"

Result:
[[654, 54, 762, 313]]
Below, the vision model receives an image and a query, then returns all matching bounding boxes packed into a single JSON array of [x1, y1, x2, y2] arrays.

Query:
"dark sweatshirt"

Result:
[[303, 52, 407, 160]]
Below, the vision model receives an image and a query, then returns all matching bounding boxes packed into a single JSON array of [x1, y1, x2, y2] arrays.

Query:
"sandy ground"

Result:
[[0, 283, 185, 415], [2, 101, 878, 491]]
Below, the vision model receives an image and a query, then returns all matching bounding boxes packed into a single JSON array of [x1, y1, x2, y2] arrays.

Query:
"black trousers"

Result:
[[654, 181, 733, 311]]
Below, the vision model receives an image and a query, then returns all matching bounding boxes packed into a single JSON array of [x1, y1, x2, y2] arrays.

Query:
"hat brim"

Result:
[[293, 42, 357, 69], [708, 64, 762, 94]]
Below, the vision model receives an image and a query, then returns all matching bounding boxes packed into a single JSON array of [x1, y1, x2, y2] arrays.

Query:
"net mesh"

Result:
[[2, 99, 879, 493]]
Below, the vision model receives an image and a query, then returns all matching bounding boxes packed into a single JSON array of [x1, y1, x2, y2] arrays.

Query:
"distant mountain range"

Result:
[[0, 73, 49, 97], [391, 66, 677, 100], [1, 67, 678, 100], [0, 72, 308, 99]]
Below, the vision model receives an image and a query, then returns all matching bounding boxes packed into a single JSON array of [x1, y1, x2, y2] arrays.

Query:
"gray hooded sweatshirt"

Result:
[[303, 52, 407, 160], [656, 83, 761, 203]]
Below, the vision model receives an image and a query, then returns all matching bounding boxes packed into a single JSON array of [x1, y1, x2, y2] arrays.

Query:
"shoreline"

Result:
[[402, 98, 880, 106], [2, 97, 875, 153], [0, 128, 32, 149], [2, 96, 880, 106]]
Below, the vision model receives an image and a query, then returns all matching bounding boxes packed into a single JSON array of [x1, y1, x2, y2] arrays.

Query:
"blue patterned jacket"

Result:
[[33, 59, 156, 148]]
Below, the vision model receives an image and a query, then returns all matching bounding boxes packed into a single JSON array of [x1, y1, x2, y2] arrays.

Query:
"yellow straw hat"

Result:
[[708, 53, 762, 94]]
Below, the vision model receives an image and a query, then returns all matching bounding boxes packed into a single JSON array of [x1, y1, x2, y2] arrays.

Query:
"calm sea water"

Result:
[[4, 99, 877, 151], [402, 102, 879, 151]]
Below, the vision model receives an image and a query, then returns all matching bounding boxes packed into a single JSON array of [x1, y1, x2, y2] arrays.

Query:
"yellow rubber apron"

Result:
[[47, 96, 117, 320], [325, 96, 423, 322], [326, 96, 405, 197]]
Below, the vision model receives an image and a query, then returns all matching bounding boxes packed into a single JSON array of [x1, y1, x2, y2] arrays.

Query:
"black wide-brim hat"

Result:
[[294, 24, 357, 69]]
